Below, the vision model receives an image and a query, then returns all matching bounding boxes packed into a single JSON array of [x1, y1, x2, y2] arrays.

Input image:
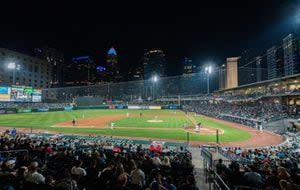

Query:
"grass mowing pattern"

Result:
[[0, 109, 251, 142]]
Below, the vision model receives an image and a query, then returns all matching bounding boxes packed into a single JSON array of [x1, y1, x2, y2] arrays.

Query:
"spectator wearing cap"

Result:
[[25, 161, 45, 184]]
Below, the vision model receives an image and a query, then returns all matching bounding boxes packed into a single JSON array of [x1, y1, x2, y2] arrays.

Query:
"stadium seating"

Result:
[[0, 131, 197, 190], [210, 135, 300, 189], [183, 100, 289, 127]]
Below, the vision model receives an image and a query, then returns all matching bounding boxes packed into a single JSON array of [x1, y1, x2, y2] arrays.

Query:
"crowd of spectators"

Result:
[[183, 100, 289, 127], [0, 131, 197, 190], [214, 136, 300, 189], [0, 103, 71, 109]]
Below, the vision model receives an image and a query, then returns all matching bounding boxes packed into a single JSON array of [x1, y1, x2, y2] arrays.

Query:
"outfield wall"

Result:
[[0, 104, 181, 114]]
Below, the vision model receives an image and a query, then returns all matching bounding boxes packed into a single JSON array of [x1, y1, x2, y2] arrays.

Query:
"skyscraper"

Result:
[[143, 49, 167, 80], [226, 57, 239, 89], [266, 46, 284, 80], [106, 47, 122, 81], [128, 64, 144, 81], [218, 64, 226, 90], [238, 49, 257, 86], [254, 56, 263, 82], [65, 56, 96, 86], [34, 47, 64, 87], [283, 33, 300, 76], [182, 57, 196, 75], [107, 47, 118, 67]]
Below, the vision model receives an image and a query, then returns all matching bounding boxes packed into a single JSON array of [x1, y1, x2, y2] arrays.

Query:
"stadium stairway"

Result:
[[189, 146, 229, 190], [189, 147, 210, 190]]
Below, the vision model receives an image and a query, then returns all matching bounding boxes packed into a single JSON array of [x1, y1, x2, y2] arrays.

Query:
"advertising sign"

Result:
[[37, 108, 49, 112], [149, 106, 161, 110], [32, 89, 42, 102], [64, 106, 73, 111], [128, 106, 142, 109], [17, 109, 32, 113], [0, 87, 11, 101], [11, 86, 33, 102]]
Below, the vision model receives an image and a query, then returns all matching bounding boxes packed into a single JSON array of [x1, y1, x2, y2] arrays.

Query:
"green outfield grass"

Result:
[[0, 109, 251, 142]]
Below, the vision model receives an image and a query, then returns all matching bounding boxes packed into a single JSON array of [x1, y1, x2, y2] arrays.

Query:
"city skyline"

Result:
[[0, 0, 299, 77]]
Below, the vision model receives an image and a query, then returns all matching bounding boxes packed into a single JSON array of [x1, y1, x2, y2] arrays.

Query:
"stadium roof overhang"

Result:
[[216, 73, 300, 95]]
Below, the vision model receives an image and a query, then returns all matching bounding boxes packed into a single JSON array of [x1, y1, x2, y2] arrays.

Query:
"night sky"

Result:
[[0, 0, 299, 76]]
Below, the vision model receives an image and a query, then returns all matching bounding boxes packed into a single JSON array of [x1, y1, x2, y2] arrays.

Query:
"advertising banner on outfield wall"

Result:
[[115, 104, 125, 109], [128, 106, 142, 109], [64, 106, 73, 111], [17, 109, 32, 113], [37, 108, 49, 112], [128, 106, 148, 109], [149, 106, 161, 110], [0, 87, 11, 102], [6, 109, 17, 114], [109, 105, 115, 109]]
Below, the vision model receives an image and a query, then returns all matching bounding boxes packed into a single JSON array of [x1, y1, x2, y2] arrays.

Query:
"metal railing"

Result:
[[0, 149, 29, 158], [201, 147, 230, 190]]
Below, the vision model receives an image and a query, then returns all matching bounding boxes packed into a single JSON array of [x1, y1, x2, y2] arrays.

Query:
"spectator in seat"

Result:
[[148, 170, 166, 190], [0, 160, 17, 189], [161, 156, 171, 168], [44, 175, 56, 190], [25, 161, 45, 184], [98, 161, 115, 187], [152, 153, 162, 168], [130, 162, 145, 189], [178, 175, 198, 190], [112, 173, 130, 190], [244, 165, 263, 188], [279, 179, 293, 190], [55, 169, 78, 190], [162, 176, 177, 190], [71, 160, 87, 177], [277, 167, 293, 185], [215, 159, 227, 175]]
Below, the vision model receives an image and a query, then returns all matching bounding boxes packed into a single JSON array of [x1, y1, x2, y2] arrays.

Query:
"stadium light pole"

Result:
[[7, 62, 20, 85], [152, 75, 158, 99], [205, 65, 212, 94]]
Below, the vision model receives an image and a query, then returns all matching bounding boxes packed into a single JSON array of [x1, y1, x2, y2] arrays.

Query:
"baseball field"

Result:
[[0, 109, 284, 146]]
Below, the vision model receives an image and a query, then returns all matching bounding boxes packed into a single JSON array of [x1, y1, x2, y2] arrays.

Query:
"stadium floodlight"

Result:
[[205, 65, 213, 94], [151, 75, 158, 99], [7, 62, 20, 85], [205, 65, 212, 74], [7, 62, 16, 69], [152, 75, 158, 83]]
